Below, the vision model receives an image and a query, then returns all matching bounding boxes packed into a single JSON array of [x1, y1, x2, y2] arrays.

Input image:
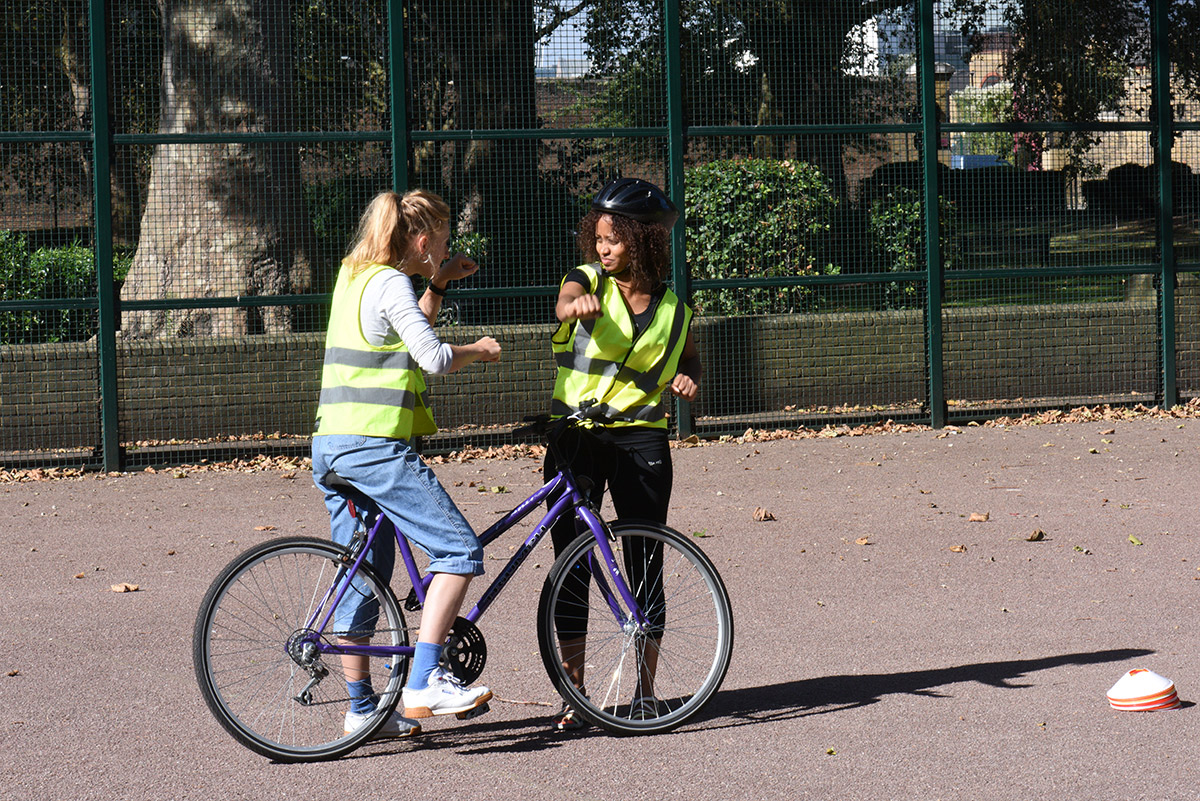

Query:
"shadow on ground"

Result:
[[330, 648, 1152, 759], [701, 647, 1155, 727]]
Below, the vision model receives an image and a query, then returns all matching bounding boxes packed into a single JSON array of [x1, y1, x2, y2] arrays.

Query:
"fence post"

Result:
[[388, 0, 410, 192], [664, 0, 693, 438], [1151, 0, 1177, 408], [90, 0, 121, 471], [918, 0, 946, 428]]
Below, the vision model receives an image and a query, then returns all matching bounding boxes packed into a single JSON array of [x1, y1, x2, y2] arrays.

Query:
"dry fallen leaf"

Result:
[[110, 583, 139, 592], [1128, 535, 1143, 546], [968, 512, 989, 523], [254, 525, 276, 531], [7, 670, 19, 677], [753, 507, 776, 522], [1027, 529, 1046, 542], [855, 537, 871, 545], [74, 573, 85, 579], [949, 544, 967, 553]]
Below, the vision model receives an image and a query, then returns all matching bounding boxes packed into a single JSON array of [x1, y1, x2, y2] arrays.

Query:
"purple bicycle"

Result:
[[193, 407, 734, 761]]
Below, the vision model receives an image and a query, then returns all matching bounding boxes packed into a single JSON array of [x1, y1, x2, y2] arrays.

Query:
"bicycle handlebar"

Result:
[[511, 400, 612, 440]]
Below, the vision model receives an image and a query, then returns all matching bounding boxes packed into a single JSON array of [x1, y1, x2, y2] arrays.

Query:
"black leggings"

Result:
[[543, 426, 672, 640]]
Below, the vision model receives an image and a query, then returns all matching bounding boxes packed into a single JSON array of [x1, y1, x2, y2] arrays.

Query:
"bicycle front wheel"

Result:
[[537, 521, 734, 735], [193, 536, 411, 762]]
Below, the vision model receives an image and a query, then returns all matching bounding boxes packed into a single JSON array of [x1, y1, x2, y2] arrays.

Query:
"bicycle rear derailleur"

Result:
[[286, 629, 329, 706]]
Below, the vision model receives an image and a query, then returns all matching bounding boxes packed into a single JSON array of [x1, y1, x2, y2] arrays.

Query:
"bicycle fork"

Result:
[[575, 505, 654, 633]]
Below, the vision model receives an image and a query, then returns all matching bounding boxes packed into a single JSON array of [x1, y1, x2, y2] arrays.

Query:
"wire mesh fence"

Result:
[[2, 0, 1198, 469]]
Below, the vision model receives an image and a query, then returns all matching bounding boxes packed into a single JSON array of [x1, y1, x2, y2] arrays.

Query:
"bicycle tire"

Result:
[[193, 536, 411, 762], [537, 521, 734, 735]]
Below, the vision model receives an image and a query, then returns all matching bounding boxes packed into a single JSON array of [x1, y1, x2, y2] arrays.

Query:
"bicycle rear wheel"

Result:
[[193, 536, 411, 762], [537, 521, 734, 735]]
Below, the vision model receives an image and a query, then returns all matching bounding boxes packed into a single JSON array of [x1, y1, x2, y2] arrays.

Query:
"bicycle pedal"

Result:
[[455, 702, 490, 721]]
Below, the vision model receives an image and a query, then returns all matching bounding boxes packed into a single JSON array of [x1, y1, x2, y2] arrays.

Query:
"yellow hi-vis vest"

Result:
[[551, 263, 692, 428], [313, 262, 436, 440]]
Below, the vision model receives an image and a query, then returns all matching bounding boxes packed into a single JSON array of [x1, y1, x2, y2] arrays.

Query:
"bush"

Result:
[[685, 158, 839, 316], [1088, 162, 1195, 220], [859, 160, 951, 208], [943, 165, 1066, 222], [950, 82, 1016, 162], [868, 187, 959, 309], [0, 231, 130, 344]]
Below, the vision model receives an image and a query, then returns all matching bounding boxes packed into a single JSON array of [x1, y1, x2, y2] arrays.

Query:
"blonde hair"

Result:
[[345, 189, 450, 276]]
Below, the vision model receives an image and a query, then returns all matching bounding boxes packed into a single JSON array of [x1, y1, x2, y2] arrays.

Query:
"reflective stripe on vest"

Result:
[[551, 263, 691, 428], [314, 262, 436, 439]]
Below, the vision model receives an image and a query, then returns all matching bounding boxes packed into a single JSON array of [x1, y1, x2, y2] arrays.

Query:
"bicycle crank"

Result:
[[439, 616, 487, 685]]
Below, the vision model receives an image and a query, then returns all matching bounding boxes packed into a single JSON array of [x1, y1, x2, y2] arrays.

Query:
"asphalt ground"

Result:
[[3, 417, 1199, 800]]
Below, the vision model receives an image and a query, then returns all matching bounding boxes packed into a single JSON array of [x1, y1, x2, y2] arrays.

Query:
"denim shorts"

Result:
[[312, 435, 484, 632]]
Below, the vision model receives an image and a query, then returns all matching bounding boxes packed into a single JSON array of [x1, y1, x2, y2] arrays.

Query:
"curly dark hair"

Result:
[[576, 209, 671, 293]]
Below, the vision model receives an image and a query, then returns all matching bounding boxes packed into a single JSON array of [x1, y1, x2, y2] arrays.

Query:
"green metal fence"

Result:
[[3, 0, 1199, 471]]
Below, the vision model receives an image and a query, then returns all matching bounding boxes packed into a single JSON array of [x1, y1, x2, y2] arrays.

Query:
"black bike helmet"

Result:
[[591, 178, 679, 230]]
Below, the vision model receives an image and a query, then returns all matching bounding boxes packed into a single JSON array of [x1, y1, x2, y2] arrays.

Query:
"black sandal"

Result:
[[552, 688, 588, 731]]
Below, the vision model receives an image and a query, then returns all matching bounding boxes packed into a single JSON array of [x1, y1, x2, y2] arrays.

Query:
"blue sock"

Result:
[[347, 679, 376, 715], [407, 642, 443, 691]]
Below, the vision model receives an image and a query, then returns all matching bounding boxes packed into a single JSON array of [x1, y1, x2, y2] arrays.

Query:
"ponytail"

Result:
[[345, 190, 450, 276]]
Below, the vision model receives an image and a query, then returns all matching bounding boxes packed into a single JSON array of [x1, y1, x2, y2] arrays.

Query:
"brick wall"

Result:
[[944, 301, 1161, 401], [2, 297, 1195, 453], [0, 342, 100, 452]]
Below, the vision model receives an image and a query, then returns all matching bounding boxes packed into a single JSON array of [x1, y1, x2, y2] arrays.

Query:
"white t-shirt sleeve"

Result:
[[360, 270, 455, 375]]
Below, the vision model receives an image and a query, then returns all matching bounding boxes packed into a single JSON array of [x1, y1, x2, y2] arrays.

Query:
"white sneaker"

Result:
[[344, 708, 422, 738], [402, 669, 492, 718]]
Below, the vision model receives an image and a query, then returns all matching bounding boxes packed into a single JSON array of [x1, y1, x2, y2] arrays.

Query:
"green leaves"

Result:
[[867, 186, 961, 309], [0, 231, 133, 344], [685, 158, 839, 316]]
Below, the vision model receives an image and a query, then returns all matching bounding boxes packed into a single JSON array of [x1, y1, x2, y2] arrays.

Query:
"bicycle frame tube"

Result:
[[318, 474, 576, 661], [394, 472, 570, 611], [317, 461, 655, 661], [306, 516, 387, 637], [465, 479, 576, 622]]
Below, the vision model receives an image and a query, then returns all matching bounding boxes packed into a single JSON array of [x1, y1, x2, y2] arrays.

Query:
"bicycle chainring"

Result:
[[439, 616, 487, 685]]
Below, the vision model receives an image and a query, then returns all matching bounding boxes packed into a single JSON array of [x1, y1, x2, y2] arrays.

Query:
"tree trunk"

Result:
[[410, 0, 538, 280], [120, 0, 314, 338], [57, 1, 95, 230]]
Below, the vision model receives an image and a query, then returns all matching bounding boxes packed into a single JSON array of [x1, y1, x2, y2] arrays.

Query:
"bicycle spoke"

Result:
[[195, 538, 410, 762], [538, 523, 733, 735]]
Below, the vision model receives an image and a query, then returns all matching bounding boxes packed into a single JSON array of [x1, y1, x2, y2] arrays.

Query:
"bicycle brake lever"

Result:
[[576, 399, 612, 426]]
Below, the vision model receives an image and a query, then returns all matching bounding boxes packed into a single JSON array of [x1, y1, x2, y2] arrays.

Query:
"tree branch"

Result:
[[854, 0, 909, 18], [535, 0, 591, 41]]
